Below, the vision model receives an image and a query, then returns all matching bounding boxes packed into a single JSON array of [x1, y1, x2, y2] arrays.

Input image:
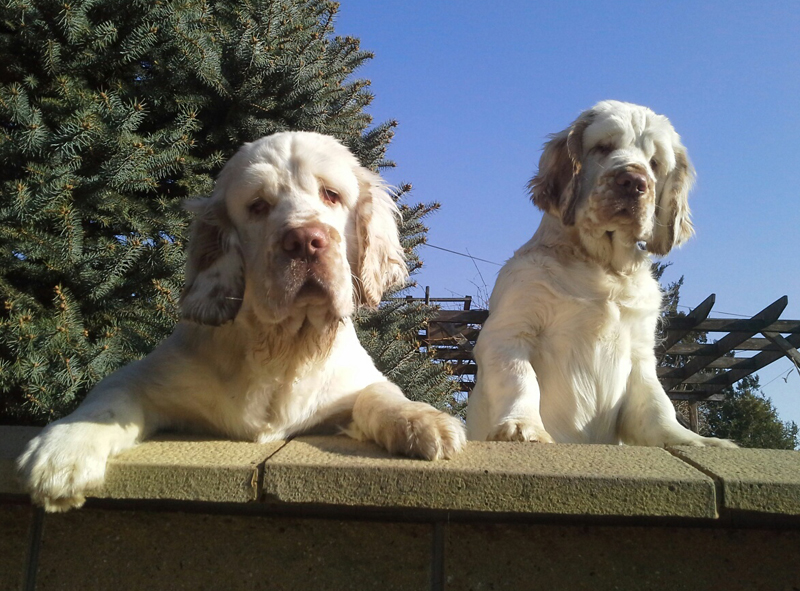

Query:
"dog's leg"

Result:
[[16, 367, 158, 511], [467, 338, 554, 443], [618, 360, 737, 447], [350, 381, 465, 460]]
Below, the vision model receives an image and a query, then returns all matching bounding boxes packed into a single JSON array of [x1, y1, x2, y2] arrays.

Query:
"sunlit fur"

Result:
[[466, 101, 736, 448], [18, 132, 465, 512]]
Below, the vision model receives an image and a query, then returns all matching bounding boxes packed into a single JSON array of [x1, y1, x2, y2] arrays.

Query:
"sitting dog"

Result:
[[18, 131, 466, 511], [466, 101, 735, 447]]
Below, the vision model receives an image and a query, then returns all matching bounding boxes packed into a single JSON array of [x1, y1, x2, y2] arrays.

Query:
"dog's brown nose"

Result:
[[282, 225, 329, 259], [615, 171, 648, 196]]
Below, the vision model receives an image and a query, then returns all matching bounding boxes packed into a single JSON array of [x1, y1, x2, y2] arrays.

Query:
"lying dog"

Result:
[[18, 131, 466, 511], [466, 101, 735, 447]]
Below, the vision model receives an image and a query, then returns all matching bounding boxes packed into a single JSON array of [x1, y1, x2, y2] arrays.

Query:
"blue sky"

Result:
[[336, 0, 800, 428]]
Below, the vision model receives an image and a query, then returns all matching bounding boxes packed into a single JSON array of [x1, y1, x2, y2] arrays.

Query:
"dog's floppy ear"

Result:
[[352, 167, 408, 308], [180, 193, 244, 325], [528, 111, 594, 225], [646, 146, 695, 256]]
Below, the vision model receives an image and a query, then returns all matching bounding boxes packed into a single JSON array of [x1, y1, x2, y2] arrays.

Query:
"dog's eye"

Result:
[[248, 199, 271, 217], [649, 158, 659, 172], [320, 186, 340, 205], [595, 144, 613, 155]]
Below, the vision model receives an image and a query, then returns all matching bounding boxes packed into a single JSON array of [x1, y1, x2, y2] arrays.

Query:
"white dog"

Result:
[[466, 101, 735, 447], [18, 131, 466, 511]]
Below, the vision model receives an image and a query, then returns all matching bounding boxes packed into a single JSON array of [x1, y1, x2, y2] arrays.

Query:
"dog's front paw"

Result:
[[379, 402, 466, 461], [676, 435, 739, 448], [702, 437, 738, 448], [17, 423, 112, 512], [489, 418, 555, 443]]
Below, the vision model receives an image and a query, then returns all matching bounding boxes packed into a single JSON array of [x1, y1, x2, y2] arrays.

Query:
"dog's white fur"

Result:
[[466, 101, 735, 447], [18, 132, 465, 511]]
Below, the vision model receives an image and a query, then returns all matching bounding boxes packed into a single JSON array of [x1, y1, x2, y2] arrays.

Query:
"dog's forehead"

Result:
[[583, 104, 678, 163], [583, 105, 644, 145], [227, 132, 360, 205]]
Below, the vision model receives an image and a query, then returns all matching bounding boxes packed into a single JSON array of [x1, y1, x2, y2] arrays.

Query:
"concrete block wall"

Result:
[[2, 426, 799, 590]]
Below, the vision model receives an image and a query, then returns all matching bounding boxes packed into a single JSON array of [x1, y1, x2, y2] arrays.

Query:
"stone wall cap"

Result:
[[669, 446, 800, 515], [3, 426, 798, 520], [0, 426, 285, 503], [263, 436, 718, 518], [99, 435, 286, 503]]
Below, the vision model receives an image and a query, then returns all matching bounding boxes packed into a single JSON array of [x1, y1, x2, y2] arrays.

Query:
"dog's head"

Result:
[[529, 100, 695, 259], [180, 132, 408, 328]]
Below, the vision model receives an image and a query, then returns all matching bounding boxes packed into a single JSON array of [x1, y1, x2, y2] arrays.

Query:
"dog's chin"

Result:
[[259, 277, 351, 331], [586, 199, 654, 243], [294, 279, 331, 305]]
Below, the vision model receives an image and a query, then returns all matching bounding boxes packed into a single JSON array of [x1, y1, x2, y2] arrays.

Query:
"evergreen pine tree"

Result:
[[0, 0, 456, 424]]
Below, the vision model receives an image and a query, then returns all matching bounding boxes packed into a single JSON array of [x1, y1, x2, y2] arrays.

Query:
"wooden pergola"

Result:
[[656, 294, 800, 400], [414, 293, 800, 422]]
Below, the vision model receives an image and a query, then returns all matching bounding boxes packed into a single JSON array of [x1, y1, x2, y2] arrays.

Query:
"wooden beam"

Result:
[[760, 319, 800, 334], [667, 391, 726, 402], [430, 310, 489, 324], [657, 355, 766, 376], [705, 357, 762, 370], [449, 365, 478, 376], [664, 331, 800, 396], [657, 294, 715, 357], [433, 349, 477, 361], [424, 326, 480, 345], [663, 297, 795, 334], [666, 337, 785, 355], [762, 331, 800, 366], [659, 296, 788, 389]]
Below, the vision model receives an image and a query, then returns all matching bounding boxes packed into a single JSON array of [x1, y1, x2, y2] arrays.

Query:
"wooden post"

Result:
[[688, 402, 699, 433]]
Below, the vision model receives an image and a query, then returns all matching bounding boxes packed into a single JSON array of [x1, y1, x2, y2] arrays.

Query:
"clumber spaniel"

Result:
[[18, 131, 466, 511], [466, 101, 735, 447]]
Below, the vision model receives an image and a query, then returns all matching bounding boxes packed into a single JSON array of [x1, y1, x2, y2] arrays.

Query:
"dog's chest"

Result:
[[236, 326, 381, 441], [548, 272, 656, 341], [239, 364, 330, 437], [534, 274, 659, 406], [538, 298, 637, 364]]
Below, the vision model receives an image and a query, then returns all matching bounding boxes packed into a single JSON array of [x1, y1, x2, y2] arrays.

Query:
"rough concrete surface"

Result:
[[0, 426, 42, 495], [264, 436, 718, 517], [0, 427, 285, 503], [5, 426, 800, 520], [3, 426, 800, 591], [671, 446, 800, 515], [444, 522, 800, 591], [0, 504, 32, 591], [36, 509, 431, 591], [98, 435, 286, 503]]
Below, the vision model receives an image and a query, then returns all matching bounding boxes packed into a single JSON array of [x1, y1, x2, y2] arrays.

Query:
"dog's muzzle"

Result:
[[278, 224, 338, 303], [614, 170, 648, 200], [282, 225, 330, 261]]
